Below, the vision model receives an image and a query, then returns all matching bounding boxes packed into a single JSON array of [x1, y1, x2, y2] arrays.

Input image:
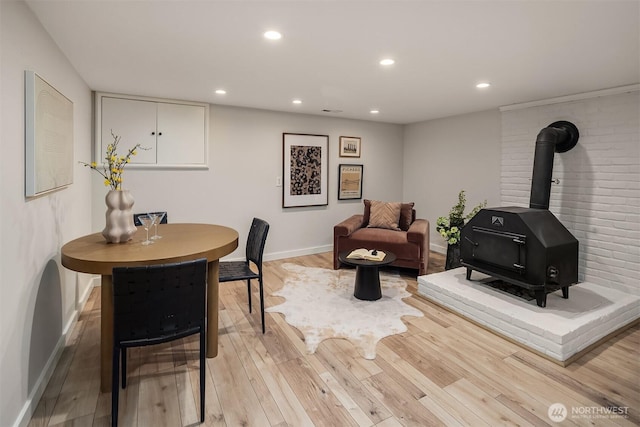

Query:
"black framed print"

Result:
[[339, 136, 361, 158], [283, 133, 329, 208], [338, 164, 363, 200]]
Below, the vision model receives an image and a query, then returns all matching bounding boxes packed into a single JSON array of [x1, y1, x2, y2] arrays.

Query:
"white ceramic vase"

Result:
[[102, 189, 137, 243]]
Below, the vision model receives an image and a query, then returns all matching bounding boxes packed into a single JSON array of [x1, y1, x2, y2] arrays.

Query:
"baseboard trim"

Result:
[[221, 244, 441, 263], [76, 275, 97, 312], [12, 330, 68, 427], [11, 277, 97, 427], [430, 242, 446, 254], [223, 245, 333, 263], [265, 245, 333, 261]]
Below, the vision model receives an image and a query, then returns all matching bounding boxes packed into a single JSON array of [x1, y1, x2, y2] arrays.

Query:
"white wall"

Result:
[[501, 89, 640, 295], [0, 2, 94, 426], [403, 109, 502, 252], [91, 105, 404, 260]]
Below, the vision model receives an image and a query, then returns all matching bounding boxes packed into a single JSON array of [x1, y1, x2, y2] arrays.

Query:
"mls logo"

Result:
[[548, 403, 568, 422], [491, 216, 504, 227]]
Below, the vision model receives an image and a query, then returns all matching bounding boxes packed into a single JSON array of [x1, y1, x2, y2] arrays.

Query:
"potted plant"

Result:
[[436, 190, 486, 270]]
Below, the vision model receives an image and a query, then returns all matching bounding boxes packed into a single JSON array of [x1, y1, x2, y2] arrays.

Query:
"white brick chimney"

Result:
[[500, 87, 639, 296]]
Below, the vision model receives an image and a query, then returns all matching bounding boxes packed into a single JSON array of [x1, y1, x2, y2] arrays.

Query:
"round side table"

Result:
[[338, 250, 397, 300]]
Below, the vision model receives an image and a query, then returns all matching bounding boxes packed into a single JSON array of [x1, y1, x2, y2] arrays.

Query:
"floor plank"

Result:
[[278, 357, 358, 427], [363, 371, 444, 426], [314, 344, 392, 425], [443, 378, 535, 427]]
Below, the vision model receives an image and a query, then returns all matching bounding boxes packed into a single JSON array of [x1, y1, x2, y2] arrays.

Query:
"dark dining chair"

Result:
[[219, 218, 270, 333], [133, 211, 168, 226], [111, 258, 207, 427]]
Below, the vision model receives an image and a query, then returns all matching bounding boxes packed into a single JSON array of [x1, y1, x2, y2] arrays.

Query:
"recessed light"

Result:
[[370, 109, 380, 114], [292, 99, 302, 104], [214, 89, 226, 95], [264, 30, 282, 40], [379, 58, 395, 66], [476, 82, 491, 88]]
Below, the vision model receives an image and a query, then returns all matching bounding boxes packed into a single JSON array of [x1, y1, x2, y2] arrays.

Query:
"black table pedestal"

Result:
[[353, 265, 383, 300], [338, 250, 397, 302]]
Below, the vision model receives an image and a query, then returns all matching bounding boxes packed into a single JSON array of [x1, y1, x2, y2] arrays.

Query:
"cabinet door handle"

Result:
[[151, 131, 155, 135], [158, 132, 162, 136]]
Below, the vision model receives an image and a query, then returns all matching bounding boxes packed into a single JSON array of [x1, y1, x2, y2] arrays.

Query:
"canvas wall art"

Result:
[[25, 70, 74, 197]]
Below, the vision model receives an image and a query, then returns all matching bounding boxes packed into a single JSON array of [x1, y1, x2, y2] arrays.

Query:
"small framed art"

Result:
[[338, 164, 363, 200], [339, 136, 361, 158], [283, 133, 329, 208]]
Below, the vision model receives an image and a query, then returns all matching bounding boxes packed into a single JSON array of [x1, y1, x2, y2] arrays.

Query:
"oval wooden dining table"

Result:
[[61, 223, 239, 392]]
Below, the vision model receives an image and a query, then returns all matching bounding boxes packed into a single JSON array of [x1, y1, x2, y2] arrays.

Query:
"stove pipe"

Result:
[[529, 121, 579, 210]]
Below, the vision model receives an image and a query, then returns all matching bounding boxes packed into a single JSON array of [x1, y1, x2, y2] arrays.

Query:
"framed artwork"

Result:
[[339, 136, 361, 158], [283, 133, 329, 208], [25, 70, 74, 197], [338, 164, 363, 200]]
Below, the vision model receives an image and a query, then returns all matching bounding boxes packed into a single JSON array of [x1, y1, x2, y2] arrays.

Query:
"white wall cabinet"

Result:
[[95, 93, 209, 169]]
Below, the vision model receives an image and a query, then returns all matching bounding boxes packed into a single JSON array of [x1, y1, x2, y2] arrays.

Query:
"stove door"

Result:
[[470, 227, 526, 274]]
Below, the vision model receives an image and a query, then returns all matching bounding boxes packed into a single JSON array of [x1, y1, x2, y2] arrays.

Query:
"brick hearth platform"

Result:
[[417, 268, 639, 364]]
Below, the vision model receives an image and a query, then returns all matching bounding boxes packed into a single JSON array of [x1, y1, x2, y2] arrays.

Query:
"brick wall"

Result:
[[500, 89, 639, 295]]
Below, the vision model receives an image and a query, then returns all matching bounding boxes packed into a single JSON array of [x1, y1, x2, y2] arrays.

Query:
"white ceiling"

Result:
[[26, 0, 640, 124]]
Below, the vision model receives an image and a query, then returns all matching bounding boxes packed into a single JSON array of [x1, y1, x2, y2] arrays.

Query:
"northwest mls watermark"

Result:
[[548, 403, 630, 423]]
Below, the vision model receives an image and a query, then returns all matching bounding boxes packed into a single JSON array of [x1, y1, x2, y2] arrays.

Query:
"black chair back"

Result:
[[113, 258, 206, 346], [111, 258, 207, 426], [133, 211, 168, 226], [246, 217, 269, 269]]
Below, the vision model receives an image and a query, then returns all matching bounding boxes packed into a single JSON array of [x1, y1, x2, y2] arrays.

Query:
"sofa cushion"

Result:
[[399, 202, 415, 231], [363, 199, 372, 226], [367, 200, 401, 230], [363, 199, 414, 231], [347, 228, 419, 261]]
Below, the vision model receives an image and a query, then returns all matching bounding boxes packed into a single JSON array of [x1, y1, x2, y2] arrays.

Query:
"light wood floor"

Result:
[[29, 252, 639, 426]]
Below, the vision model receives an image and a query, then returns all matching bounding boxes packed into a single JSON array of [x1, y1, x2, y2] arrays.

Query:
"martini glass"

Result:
[[151, 212, 165, 240], [138, 215, 154, 245], [147, 212, 158, 236]]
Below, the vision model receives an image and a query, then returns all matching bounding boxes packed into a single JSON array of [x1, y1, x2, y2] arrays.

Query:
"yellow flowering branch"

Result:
[[79, 131, 144, 190]]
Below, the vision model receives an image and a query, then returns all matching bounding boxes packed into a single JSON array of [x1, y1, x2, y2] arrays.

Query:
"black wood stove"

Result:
[[461, 121, 580, 307]]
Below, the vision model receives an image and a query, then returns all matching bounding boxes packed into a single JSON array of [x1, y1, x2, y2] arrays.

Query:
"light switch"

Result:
[[276, 176, 282, 187]]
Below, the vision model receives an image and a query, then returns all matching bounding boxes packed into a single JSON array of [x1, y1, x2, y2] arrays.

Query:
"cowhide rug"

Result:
[[266, 263, 423, 359]]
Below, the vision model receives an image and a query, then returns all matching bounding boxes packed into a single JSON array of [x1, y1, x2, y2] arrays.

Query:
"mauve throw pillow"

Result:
[[363, 199, 372, 226], [399, 202, 415, 231], [367, 200, 402, 231]]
